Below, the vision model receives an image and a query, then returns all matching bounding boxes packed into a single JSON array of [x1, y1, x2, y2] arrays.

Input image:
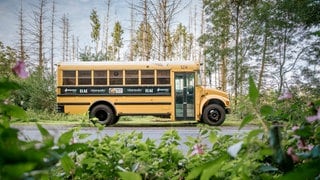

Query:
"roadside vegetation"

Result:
[[1, 72, 320, 179]]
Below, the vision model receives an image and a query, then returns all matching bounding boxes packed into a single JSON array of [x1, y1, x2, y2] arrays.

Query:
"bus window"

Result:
[[78, 70, 92, 85], [94, 70, 107, 85], [63, 70, 76, 85], [125, 70, 138, 85], [110, 70, 123, 85], [141, 70, 154, 85], [157, 70, 170, 85]]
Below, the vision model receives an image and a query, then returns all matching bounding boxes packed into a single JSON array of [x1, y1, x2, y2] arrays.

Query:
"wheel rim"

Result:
[[207, 109, 220, 122], [96, 110, 109, 122]]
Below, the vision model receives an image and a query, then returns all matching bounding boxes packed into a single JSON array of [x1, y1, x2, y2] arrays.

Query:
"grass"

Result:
[[11, 110, 253, 127]]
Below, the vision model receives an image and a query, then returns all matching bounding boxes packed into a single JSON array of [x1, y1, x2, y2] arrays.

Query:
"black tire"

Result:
[[89, 104, 115, 126], [202, 104, 226, 126]]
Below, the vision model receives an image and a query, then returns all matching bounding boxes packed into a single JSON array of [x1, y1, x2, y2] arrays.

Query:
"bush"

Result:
[[13, 71, 56, 112]]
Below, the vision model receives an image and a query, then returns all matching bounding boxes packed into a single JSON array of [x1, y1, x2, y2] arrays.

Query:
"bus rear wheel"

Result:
[[202, 104, 225, 126], [90, 104, 115, 126]]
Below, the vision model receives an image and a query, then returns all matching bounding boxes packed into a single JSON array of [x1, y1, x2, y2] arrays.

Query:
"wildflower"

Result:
[[297, 139, 314, 151], [191, 144, 204, 156], [278, 91, 292, 100], [287, 147, 299, 163], [292, 126, 299, 132], [12, 60, 28, 79], [306, 108, 320, 123]]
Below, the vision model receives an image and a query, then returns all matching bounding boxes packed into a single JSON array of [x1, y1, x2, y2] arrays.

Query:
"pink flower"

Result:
[[191, 144, 204, 156], [278, 91, 293, 100], [287, 147, 299, 163], [306, 108, 320, 123], [297, 139, 314, 151], [12, 60, 28, 79], [292, 126, 299, 131]]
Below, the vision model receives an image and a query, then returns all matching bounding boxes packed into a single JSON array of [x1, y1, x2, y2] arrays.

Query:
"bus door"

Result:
[[174, 72, 195, 120]]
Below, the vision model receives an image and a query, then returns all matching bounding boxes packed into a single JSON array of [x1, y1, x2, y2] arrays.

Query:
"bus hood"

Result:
[[203, 87, 229, 99]]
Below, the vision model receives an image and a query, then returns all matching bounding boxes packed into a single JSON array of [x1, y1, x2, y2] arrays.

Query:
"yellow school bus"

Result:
[[56, 61, 230, 126]]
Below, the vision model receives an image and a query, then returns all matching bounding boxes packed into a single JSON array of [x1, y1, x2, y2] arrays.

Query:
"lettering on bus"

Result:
[[60, 86, 171, 96]]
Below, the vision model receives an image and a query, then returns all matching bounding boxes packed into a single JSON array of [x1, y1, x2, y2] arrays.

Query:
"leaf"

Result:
[[227, 141, 243, 158], [60, 154, 75, 176], [58, 129, 74, 146], [0, 104, 26, 119], [260, 105, 274, 116], [186, 163, 208, 180], [200, 153, 228, 180], [208, 131, 218, 144], [248, 76, 259, 104], [186, 153, 228, 180], [246, 129, 264, 142], [258, 164, 279, 173], [0, 80, 20, 99], [2, 163, 36, 179], [239, 114, 254, 130], [118, 172, 142, 180], [36, 124, 54, 147], [279, 159, 320, 180]]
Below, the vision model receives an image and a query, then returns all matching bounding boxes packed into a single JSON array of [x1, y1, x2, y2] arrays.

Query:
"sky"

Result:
[[0, 0, 201, 61]]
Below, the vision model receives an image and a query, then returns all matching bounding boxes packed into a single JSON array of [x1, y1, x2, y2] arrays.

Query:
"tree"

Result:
[[102, 0, 112, 59], [61, 14, 70, 62], [111, 21, 124, 61], [148, 0, 187, 61], [134, 22, 153, 61], [172, 23, 192, 60], [18, 0, 26, 61], [30, 0, 49, 74], [90, 9, 101, 55], [129, 0, 153, 61], [50, 0, 56, 76], [200, 0, 231, 91]]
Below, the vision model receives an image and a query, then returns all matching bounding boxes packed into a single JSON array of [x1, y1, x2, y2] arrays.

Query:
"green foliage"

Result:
[[1, 75, 320, 179], [134, 22, 153, 61], [0, 78, 88, 179], [13, 71, 56, 112], [90, 9, 100, 43], [0, 41, 18, 79], [111, 21, 124, 60]]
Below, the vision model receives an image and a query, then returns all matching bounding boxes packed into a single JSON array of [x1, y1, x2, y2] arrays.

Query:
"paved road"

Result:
[[13, 125, 256, 153]]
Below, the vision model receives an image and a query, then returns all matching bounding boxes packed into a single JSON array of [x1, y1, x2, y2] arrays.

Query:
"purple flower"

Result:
[[191, 144, 204, 156], [12, 60, 28, 79], [306, 108, 320, 123], [278, 91, 293, 100]]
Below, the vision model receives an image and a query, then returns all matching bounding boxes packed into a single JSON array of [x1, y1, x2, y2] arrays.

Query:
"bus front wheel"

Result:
[[202, 104, 225, 126], [90, 104, 115, 126]]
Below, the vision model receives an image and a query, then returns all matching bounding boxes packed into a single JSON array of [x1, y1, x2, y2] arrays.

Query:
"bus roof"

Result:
[[57, 61, 200, 69]]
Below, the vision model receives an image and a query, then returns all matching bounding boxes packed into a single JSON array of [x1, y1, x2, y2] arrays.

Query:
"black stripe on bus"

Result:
[[58, 102, 90, 106], [114, 102, 171, 105], [57, 86, 171, 96]]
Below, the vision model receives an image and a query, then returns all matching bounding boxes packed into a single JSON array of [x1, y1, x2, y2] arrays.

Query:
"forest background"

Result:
[[0, 0, 319, 113]]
